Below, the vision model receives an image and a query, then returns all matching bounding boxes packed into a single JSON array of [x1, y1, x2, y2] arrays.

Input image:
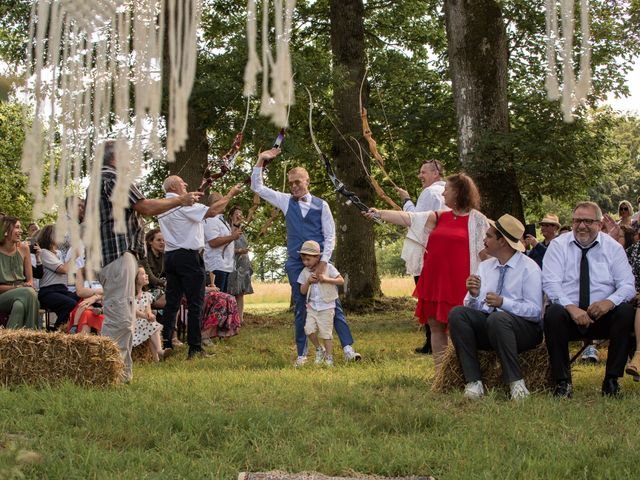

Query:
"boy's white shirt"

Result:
[[297, 263, 340, 311]]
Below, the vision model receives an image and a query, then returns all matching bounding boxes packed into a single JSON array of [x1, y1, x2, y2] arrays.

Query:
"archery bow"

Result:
[[358, 71, 402, 211], [305, 87, 381, 224], [198, 97, 251, 193]]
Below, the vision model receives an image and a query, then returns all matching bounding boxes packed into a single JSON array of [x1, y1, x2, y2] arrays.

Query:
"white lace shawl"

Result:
[[401, 209, 489, 276]]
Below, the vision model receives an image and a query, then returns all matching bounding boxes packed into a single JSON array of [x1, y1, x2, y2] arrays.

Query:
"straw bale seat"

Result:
[[431, 342, 553, 393], [131, 338, 155, 364], [0, 329, 124, 387]]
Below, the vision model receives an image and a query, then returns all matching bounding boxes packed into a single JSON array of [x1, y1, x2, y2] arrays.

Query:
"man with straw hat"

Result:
[[448, 214, 544, 400], [524, 213, 561, 268]]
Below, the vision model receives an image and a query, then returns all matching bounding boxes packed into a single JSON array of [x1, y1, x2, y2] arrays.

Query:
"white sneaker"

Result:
[[314, 347, 325, 365], [294, 355, 308, 367], [581, 345, 600, 363], [325, 355, 334, 367], [510, 379, 530, 400], [463, 380, 485, 399], [343, 345, 362, 362]]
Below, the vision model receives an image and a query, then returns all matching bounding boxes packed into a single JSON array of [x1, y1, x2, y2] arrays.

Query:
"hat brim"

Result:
[[488, 219, 526, 252], [298, 250, 322, 256], [539, 219, 561, 227]]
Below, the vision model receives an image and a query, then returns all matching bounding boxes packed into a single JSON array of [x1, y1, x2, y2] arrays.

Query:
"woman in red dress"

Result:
[[366, 174, 488, 366]]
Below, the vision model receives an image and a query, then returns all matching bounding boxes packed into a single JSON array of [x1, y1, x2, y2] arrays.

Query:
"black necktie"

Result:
[[575, 241, 598, 310]]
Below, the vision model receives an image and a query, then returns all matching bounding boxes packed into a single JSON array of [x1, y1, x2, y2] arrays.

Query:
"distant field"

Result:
[[245, 276, 415, 304]]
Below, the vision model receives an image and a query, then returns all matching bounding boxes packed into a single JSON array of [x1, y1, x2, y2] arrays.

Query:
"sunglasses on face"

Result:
[[620, 207, 629, 211]]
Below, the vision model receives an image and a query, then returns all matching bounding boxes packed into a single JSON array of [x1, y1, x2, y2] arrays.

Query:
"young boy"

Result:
[[297, 240, 344, 366]]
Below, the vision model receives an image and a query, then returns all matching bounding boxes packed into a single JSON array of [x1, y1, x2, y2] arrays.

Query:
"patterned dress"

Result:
[[201, 291, 241, 338], [132, 291, 163, 347]]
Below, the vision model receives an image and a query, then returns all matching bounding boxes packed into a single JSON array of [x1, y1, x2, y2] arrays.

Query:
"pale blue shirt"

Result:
[[542, 231, 635, 308], [464, 251, 543, 324], [251, 166, 335, 263]]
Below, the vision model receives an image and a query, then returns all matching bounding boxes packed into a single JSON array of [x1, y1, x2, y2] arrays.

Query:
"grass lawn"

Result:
[[1, 298, 640, 479]]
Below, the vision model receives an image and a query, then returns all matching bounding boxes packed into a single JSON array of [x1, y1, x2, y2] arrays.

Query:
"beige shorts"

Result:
[[304, 307, 334, 340]]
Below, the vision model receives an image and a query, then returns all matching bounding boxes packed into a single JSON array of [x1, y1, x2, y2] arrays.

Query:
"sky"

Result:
[[605, 58, 640, 114]]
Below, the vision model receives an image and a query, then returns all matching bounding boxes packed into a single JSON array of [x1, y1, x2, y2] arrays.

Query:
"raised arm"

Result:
[[204, 184, 244, 219], [134, 191, 202, 216], [251, 148, 289, 211]]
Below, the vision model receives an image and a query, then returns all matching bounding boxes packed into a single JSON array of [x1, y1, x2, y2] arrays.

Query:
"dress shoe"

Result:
[[187, 348, 212, 360], [552, 380, 573, 398], [414, 341, 433, 355], [601, 377, 622, 398]]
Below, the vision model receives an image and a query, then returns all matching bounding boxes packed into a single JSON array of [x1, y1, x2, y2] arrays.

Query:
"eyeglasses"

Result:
[[425, 160, 442, 176], [572, 218, 599, 226]]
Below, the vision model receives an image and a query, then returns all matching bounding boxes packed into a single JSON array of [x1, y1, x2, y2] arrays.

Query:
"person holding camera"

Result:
[[523, 213, 561, 269]]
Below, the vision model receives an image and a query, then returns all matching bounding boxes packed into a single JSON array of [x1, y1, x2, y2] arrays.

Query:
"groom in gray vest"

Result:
[[251, 148, 361, 366]]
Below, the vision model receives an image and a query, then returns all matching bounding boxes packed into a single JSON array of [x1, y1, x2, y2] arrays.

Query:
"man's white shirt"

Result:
[[158, 193, 208, 251], [203, 214, 235, 272], [403, 180, 446, 213]]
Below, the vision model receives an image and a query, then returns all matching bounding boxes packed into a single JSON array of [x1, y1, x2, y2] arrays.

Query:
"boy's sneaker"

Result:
[[314, 347, 325, 365], [343, 345, 362, 362], [325, 355, 334, 367], [581, 344, 599, 363], [294, 355, 308, 367]]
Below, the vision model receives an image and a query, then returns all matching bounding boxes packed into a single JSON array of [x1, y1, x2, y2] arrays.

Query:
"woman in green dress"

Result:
[[0, 216, 39, 329]]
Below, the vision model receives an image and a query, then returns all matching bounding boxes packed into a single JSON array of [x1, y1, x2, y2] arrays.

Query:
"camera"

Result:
[[29, 239, 38, 254]]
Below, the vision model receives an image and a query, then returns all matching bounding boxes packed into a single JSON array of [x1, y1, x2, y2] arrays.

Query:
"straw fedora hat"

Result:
[[539, 213, 561, 227], [298, 240, 322, 256], [488, 214, 525, 252]]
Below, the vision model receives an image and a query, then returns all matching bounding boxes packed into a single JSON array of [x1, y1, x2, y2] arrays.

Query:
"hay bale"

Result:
[[0, 330, 124, 387], [238, 472, 433, 480], [431, 342, 552, 393], [132, 339, 155, 364]]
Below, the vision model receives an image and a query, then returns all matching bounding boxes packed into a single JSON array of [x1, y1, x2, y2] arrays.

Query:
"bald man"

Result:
[[159, 175, 242, 359]]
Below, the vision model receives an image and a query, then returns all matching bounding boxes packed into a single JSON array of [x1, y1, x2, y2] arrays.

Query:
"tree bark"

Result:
[[329, 0, 381, 305], [168, 105, 208, 196], [444, 0, 524, 221]]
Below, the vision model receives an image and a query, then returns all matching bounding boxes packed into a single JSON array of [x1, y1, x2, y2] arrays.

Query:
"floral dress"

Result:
[[201, 291, 241, 338], [133, 291, 163, 347]]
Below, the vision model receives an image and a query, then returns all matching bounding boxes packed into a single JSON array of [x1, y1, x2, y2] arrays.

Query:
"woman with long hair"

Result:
[[365, 173, 488, 366], [140, 228, 166, 309], [225, 205, 253, 322], [0, 216, 39, 328], [618, 200, 633, 227]]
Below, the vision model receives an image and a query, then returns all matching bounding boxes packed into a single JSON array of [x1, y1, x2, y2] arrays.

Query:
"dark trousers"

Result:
[[449, 306, 543, 384], [212, 270, 230, 293], [38, 284, 80, 328], [544, 302, 634, 381], [286, 262, 354, 357], [162, 249, 205, 352]]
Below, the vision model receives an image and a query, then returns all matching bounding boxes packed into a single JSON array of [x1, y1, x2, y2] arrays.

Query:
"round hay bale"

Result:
[[132, 339, 155, 364], [431, 342, 552, 393], [0, 330, 124, 387]]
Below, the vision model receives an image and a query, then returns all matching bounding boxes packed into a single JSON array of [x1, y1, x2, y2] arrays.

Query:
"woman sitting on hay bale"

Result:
[[0, 216, 39, 329], [134, 267, 171, 362]]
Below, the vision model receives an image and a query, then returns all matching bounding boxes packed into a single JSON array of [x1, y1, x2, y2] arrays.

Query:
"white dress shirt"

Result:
[[251, 166, 335, 263], [159, 193, 209, 252], [464, 251, 543, 323], [403, 180, 446, 213], [203, 214, 235, 272], [542, 231, 636, 308]]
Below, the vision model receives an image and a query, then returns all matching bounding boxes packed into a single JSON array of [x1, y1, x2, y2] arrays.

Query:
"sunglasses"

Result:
[[619, 207, 629, 211], [426, 160, 442, 176]]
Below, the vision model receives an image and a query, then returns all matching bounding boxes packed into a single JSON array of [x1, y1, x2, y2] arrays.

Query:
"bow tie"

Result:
[[294, 196, 308, 202]]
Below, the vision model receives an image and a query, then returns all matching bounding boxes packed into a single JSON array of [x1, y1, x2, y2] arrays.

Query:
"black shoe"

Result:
[[414, 341, 433, 355], [187, 348, 213, 360], [553, 380, 573, 398], [602, 377, 622, 398]]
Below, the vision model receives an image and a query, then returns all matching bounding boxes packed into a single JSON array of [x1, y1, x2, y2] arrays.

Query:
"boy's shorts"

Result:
[[304, 307, 334, 340]]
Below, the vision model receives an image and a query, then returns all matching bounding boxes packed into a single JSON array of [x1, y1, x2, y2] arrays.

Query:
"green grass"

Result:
[[2, 304, 640, 479]]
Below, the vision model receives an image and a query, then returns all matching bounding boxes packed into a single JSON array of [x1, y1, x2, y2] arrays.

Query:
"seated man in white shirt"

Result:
[[449, 214, 543, 400], [543, 201, 636, 398]]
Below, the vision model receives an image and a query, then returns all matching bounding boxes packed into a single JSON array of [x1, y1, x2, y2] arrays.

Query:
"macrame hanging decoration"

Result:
[[21, 0, 202, 277], [243, 0, 295, 128], [544, 0, 592, 123]]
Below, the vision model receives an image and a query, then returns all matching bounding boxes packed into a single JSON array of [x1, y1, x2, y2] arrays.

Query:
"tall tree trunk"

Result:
[[168, 105, 208, 196], [329, 0, 381, 305], [444, 0, 524, 221]]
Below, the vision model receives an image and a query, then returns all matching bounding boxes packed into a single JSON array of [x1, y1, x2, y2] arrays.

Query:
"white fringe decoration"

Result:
[[244, 0, 295, 127], [545, 0, 592, 123], [21, 0, 202, 278]]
